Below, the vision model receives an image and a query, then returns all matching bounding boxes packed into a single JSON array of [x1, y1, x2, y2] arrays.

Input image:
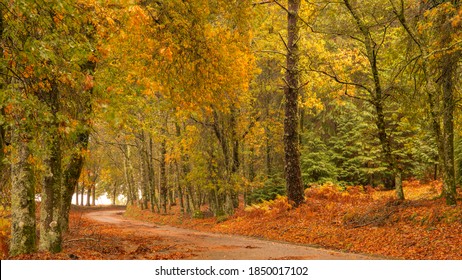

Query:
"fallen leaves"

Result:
[[3, 206, 195, 260], [125, 180, 462, 260]]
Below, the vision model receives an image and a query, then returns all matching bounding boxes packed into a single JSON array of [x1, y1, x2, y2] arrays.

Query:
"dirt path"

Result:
[[85, 210, 379, 260]]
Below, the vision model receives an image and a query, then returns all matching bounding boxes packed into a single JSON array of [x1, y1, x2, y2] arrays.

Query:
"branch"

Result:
[[272, 0, 290, 14], [278, 32, 290, 52], [241, 115, 262, 140], [252, 0, 272, 6], [308, 65, 374, 96], [389, 0, 424, 53], [254, 50, 286, 57], [375, 21, 391, 56], [189, 115, 213, 127], [282, 77, 291, 88], [424, 40, 462, 59], [343, 85, 374, 104]]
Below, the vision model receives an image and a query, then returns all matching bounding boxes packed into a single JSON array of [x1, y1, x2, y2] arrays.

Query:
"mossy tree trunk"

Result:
[[440, 57, 457, 205], [39, 81, 63, 253], [10, 110, 36, 256]]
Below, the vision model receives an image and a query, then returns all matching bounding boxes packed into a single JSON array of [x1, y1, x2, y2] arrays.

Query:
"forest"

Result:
[[0, 0, 462, 259]]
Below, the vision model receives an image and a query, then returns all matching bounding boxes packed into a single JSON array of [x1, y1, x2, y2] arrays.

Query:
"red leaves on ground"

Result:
[[126, 180, 462, 260], [4, 206, 193, 260]]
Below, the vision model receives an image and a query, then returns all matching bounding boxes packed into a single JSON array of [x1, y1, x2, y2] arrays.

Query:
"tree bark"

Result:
[[86, 187, 90, 206], [284, 0, 304, 207], [91, 184, 96, 206], [137, 130, 149, 210], [123, 145, 136, 205], [80, 184, 84, 206], [440, 59, 457, 205], [10, 114, 36, 256], [160, 139, 167, 213], [112, 184, 117, 205], [75, 184, 79, 206], [60, 57, 93, 231], [39, 82, 63, 253], [148, 135, 159, 212]]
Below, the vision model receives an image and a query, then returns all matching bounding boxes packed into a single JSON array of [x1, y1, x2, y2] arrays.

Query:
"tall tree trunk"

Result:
[[75, 184, 79, 206], [265, 96, 272, 178], [62, 131, 88, 232], [137, 130, 149, 210], [112, 184, 117, 205], [123, 145, 135, 205], [60, 57, 93, 231], [160, 139, 167, 214], [80, 184, 84, 206], [440, 60, 457, 205], [0, 109, 5, 175], [86, 187, 91, 206], [0, 6, 5, 176], [91, 184, 96, 206], [39, 82, 63, 252], [284, 0, 304, 207], [10, 114, 36, 256], [148, 136, 159, 212]]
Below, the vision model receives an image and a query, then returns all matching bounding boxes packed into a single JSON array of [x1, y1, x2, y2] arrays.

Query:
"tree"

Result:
[[391, 0, 461, 205], [307, 0, 410, 199], [3, 0, 97, 254], [282, 0, 305, 206]]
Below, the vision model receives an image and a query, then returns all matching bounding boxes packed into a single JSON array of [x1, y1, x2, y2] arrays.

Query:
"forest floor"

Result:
[[2, 180, 462, 260], [2, 206, 375, 260], [124, 180, 462, 260]]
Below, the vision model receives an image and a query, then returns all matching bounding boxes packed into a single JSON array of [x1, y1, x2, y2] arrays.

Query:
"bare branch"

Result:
[[272, 0, 290, 14], [254, 50, 286, 57], [252, 1, 273, 6], [278, 32, 290, 52], [309, 66, 373, 94]]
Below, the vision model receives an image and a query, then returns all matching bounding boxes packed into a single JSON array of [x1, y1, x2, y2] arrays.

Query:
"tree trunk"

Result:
[[91, 184, 96, 206], [440, 60, 457, 205], [148, 135, 159, 212], [80, 184, 84, 206], [61, 131, 88, 232], [344, 0, 399, 195], [395, 0, 459, 205], [265, 99, 272, 177], [395, 172, 404, 201], [137, 131, 149, 210], [284, 0, 304, 207], [123, 145, 135, 205], [0, 109, 5, 174], [61, 58, 94, 228], [112, 184, 117, 205], [10, 116, 36, 256], [160, 139, 167, 213], [176, 162, 185, 213], [86, 187, 91, 206], [75, 184, 79, 205], [39, 82, 63, 253]]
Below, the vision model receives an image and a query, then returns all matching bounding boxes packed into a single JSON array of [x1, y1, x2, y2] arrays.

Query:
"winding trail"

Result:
[[85, 210, 379, 260]]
